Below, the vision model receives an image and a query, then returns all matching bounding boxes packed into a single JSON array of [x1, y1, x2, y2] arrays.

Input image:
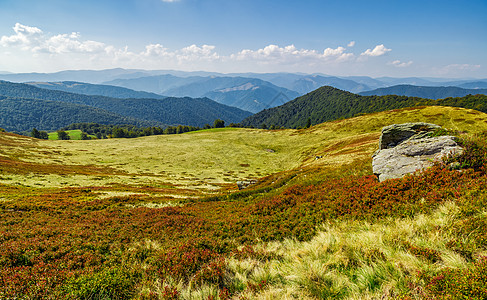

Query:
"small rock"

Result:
[[237, 179, 258, 190]]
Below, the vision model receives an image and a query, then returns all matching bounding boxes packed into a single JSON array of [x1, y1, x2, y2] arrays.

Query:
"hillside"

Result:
[[0, 96, 160, 132], [0, 80, 252, 128], [1, 106, 486, 299], [359, 84, 487, 98], [241, 85, 487, 128], [107, 75, 300, 113], [28, 81, 167, 99], [290, 74, 372, 94]]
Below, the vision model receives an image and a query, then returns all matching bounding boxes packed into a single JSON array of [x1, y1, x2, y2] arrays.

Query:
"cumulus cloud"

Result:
[[1, 23, 407, 74], [389, 60, 413, 67], [360, 44, 391, 57], [0, 23, 43, 49], [0, 23, 106, 54], [231, 44, 353, 64]]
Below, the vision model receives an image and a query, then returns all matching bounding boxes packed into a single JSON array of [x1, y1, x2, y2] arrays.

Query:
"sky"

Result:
[[0, 0, 486, 78]]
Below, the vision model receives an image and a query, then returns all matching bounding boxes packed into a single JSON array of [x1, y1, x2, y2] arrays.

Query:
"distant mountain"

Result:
[[166, 77, 300, 113], [240, 86, 487, 129], [107, 75, 299, 113], [455, 81, 487, 89], [0, 96, 159, 132], [0, 80, 252, 127], [204, 82, 299, 113], [359, 84, 487, 99], [28, 81, 167, 99], [375, 77, 438, 86], [339, 76, 386, 90], [289, 75, 371, 94], [105, 74, 204, 94]]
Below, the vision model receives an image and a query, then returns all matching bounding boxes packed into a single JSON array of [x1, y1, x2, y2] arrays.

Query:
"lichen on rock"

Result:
[[372, 123, 463, 181]]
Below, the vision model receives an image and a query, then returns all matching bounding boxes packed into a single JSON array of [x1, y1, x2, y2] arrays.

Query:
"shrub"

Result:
[[62, 267, 139, 299], [422, 257, 487, 300]]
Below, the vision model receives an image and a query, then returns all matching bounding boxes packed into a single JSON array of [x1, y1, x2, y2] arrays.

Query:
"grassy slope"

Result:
[[0, 106, 487, 299], [2, 106, 486, 191]]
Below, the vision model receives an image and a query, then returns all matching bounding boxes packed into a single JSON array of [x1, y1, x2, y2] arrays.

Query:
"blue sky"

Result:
[[0, 0, 485, 78]]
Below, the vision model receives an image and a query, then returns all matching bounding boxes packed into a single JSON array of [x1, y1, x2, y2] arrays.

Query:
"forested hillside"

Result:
[[240, 86, 487, 128], [359, 84, 487, 99], [0, 80, 252, 128], [28, 81, 167, 99], [0, 96, 159, 132]]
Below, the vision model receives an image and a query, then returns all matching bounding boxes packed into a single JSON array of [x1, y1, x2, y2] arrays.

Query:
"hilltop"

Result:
[[241, 85, 487, 128]]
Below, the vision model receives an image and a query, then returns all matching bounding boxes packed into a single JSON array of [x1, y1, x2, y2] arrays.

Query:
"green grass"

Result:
[[47, 129, 95, 140]]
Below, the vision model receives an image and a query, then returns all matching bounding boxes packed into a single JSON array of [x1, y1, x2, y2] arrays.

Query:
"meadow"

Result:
[[0, 106, 486, 299]]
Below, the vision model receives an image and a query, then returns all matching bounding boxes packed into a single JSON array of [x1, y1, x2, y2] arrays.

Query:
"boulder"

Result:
[[372, 123, 463, 181]]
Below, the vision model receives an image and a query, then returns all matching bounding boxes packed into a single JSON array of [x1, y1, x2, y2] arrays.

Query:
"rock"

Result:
[[372, 123, 463, 182], [379, 122, 441, 150], [237, 179, 258, 190]]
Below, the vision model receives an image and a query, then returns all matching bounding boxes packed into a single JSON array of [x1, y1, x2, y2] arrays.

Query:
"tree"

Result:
[[57, 130, 70, 140], [213, 119, 225, 128], [31, 128, 41, 139], [305, 118, 311, 128], [39, 131, 49, 140], [80, 132, 91, 140]]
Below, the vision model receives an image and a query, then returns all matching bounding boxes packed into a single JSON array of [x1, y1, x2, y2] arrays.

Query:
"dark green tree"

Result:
[[305, 118, 311, 128], [57, 130, 70, 140], [39, 131, 49, 140], [80, 132, 91, 140], [213, 119, 225, 128], [31, 128, 41, 139]]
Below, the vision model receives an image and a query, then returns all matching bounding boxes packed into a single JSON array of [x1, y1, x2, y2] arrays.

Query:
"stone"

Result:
[[237, 179, 258, 190], [379, 122, 441, 150], [372, 123, 463, 182]]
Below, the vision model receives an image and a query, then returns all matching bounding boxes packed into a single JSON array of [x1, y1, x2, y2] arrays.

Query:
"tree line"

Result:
[[30, 119, 227, 140]]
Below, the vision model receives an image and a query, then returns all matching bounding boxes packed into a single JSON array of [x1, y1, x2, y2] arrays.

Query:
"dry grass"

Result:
[[224, 201, 467, 299]]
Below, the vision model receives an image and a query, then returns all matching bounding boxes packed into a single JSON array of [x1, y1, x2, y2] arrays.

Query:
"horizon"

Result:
[[0, 0, 486, 78], [0, 67, 486, 81]]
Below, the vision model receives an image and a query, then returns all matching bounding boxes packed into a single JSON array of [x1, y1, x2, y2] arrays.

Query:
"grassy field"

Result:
[[0, 105, 486, 299]]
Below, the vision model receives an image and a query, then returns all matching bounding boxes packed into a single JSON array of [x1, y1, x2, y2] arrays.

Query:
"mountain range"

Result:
[[105, 75, 300, 113], [359, 84, 487, 99], [0, 80, 251, 132], [28, 81, 167, 99]]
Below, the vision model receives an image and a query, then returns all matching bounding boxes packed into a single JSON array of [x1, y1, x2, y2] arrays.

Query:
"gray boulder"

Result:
[[372, 123, 463, 181]]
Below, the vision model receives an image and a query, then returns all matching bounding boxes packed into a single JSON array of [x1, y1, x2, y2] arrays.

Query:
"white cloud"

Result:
[[389, 60, 413, 67], [435, 63, 481, 76], [161, 0, 179, 2], [360, 44, 391, 57], [443, 63, 481, 71], [1, 23, 418, 75], [0, 23, 43, 49], [231, 44, 354, 64]]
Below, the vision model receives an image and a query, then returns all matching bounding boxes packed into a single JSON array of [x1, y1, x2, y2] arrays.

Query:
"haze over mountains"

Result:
[[1, 68, 487, 133], [359, 84, 487, 99], [0, 80, 251, 132]]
